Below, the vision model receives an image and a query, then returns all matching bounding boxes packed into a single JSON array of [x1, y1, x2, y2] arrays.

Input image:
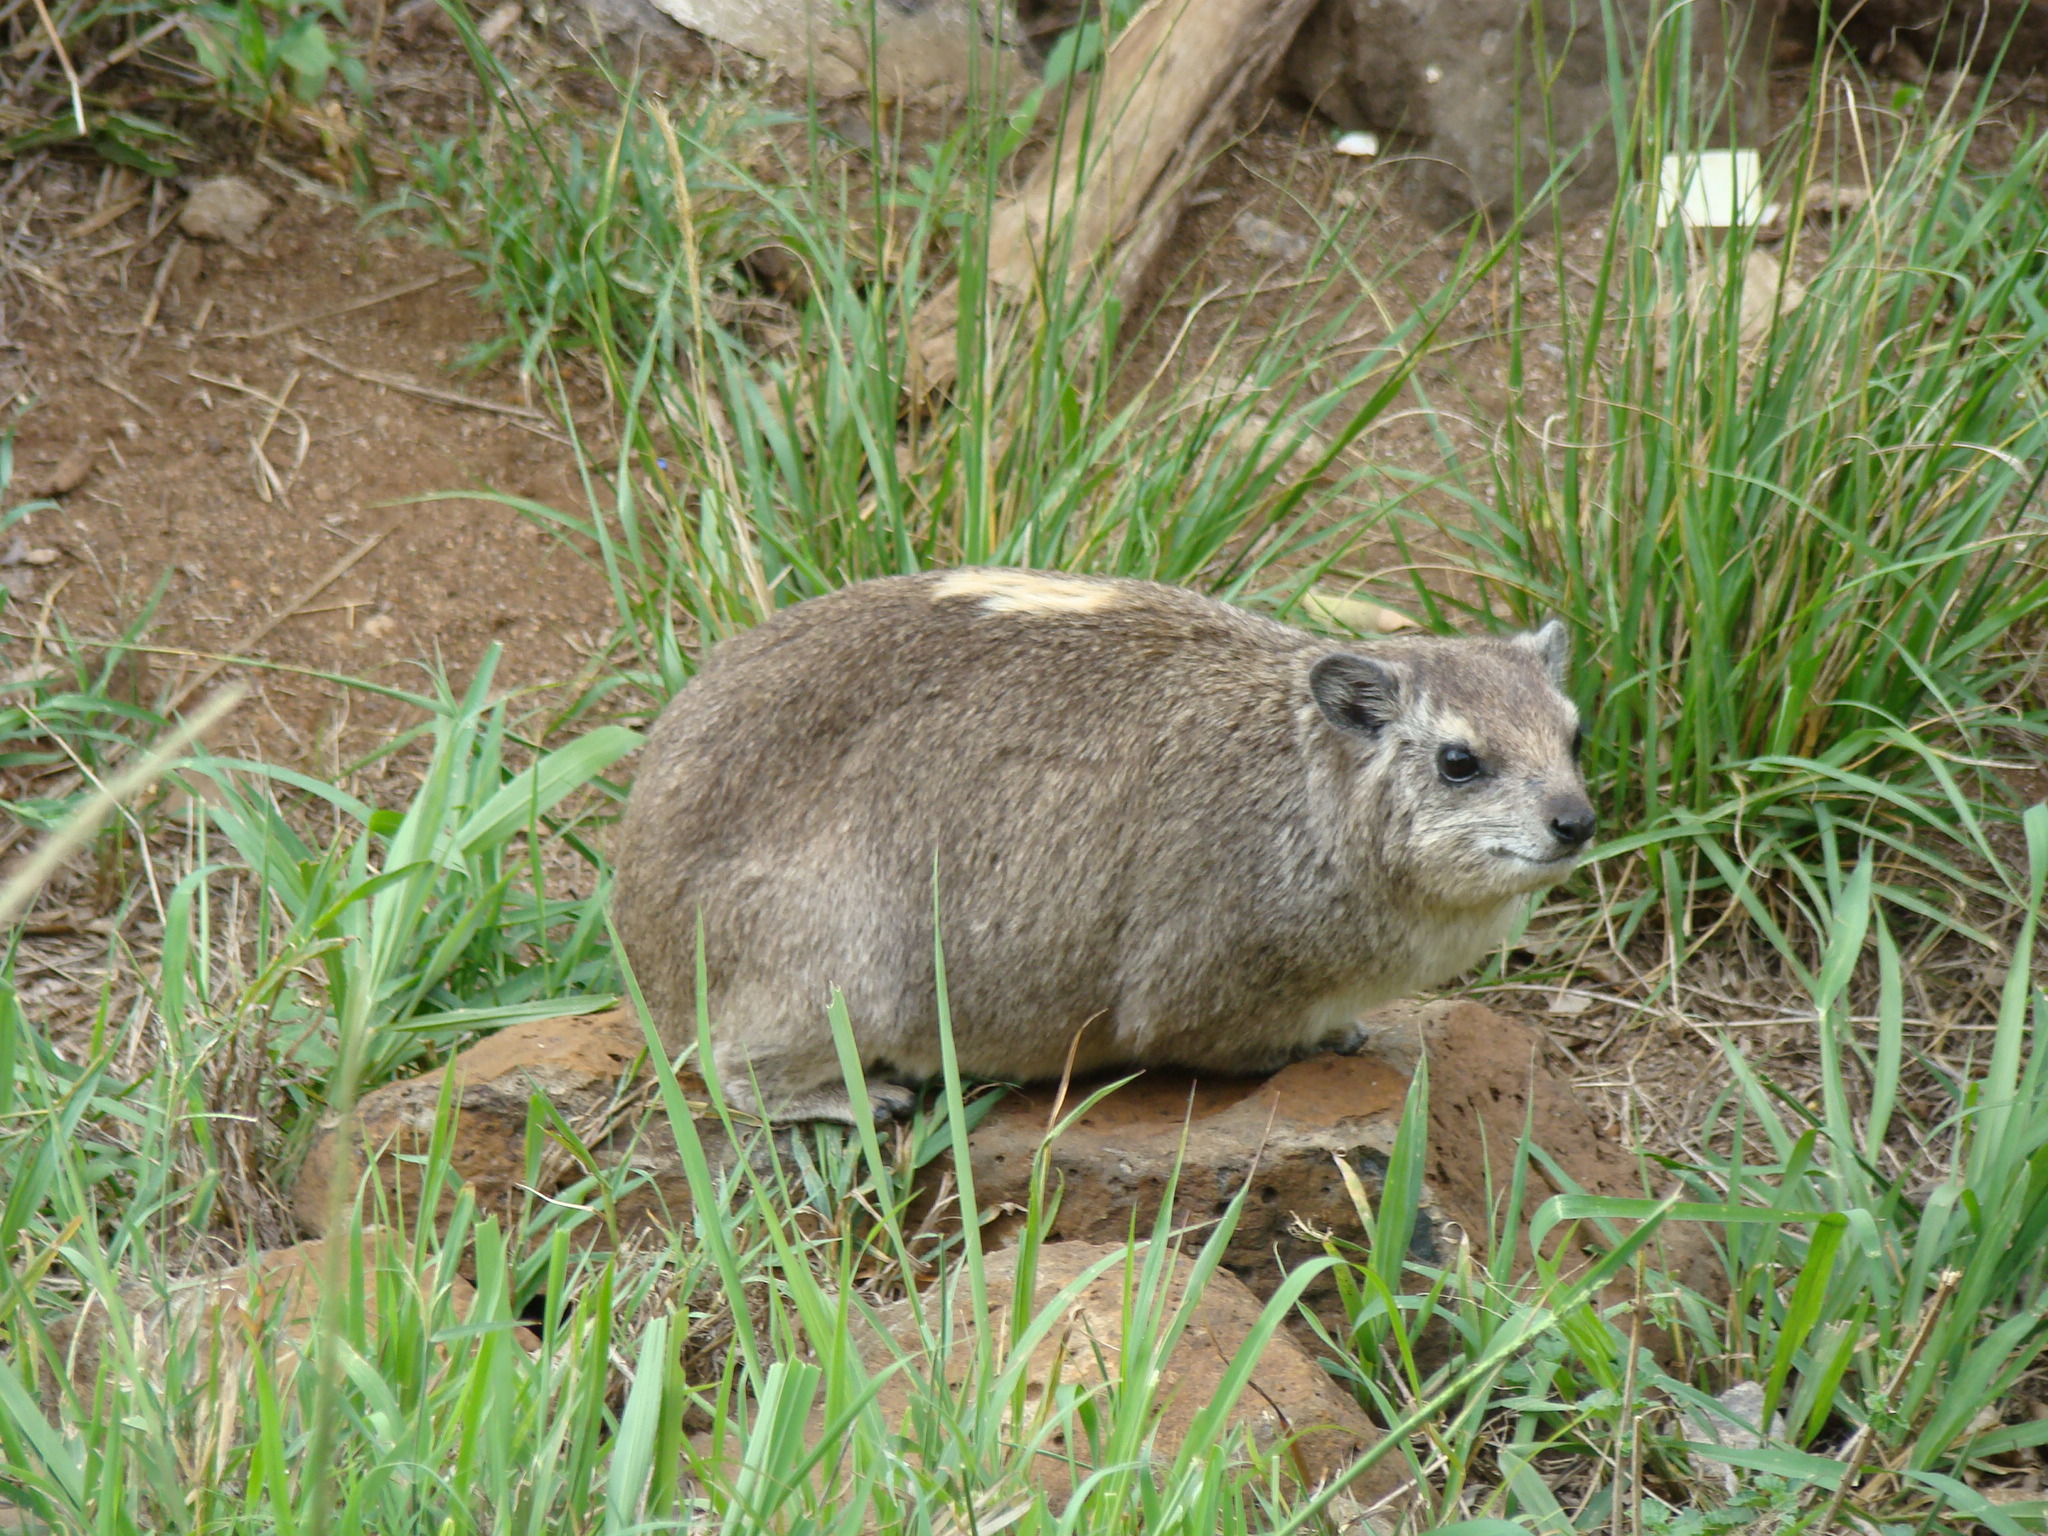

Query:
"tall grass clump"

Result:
[[1436, 48, 2048, 947], [0, 655, 632, 1244], [1, 0, 363, 177], [1303, 813, 2048, 1535], [395, 16, 1499, 698], [178, 650, 638, 1094]]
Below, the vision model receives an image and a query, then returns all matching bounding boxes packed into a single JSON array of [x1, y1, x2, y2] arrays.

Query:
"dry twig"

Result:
[[68, 193, 146, 242], [187, 367, 313, 498], [120, 235, 184, 366], [26, 0, 83, 135], [220, 270, 468, 341], [291, 342, 565, 440], [248, 368, 304, 503]]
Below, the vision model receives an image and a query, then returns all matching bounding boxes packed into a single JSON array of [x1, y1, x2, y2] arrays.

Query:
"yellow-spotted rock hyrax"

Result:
[[613, 570, 1595, 1122]]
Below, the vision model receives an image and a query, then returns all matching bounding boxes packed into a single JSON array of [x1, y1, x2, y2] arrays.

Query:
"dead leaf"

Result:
[[1653, 249, 1806, 371], [477, 0, 522, 43], [0, 538, 59, 567]]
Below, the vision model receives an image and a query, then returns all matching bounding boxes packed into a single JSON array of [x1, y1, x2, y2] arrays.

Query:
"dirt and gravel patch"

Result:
[[3, 156, 618, 768]]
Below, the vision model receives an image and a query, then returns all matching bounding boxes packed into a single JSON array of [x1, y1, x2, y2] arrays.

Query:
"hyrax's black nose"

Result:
[[1548, 801, 1597, 849]]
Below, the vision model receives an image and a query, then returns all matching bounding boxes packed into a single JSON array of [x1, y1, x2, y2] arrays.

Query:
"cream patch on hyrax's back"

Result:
[[931, 570, 1122, 616]]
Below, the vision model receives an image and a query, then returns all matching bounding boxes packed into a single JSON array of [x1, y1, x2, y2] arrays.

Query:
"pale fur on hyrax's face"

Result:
[[1315, 621, 1592, 909]]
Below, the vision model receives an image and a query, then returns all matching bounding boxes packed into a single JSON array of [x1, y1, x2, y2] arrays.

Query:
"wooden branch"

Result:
[[910, 0, 1321, 395]]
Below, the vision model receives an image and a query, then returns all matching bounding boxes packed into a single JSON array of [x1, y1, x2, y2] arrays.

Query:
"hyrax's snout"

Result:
[[1544, 794, 1597, 851]]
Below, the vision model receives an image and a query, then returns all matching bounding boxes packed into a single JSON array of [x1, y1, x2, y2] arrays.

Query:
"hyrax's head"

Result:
[[1307, 621, 1596, 906]]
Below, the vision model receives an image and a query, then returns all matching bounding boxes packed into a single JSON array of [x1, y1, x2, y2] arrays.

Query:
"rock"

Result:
[[33, 444, 94, 499], [293, 1009, 650, 1236], [0, 538, 60, 567], [829, 7, 1003, 106], [1370, 999, 1723, 1297], [1680, 1379, 1785, 1494], [299, 1007, 1435, 1296], [1284, 0, 1779, 218], [42, 1230, 527, 1409], [1233, 210, 1313, 263], [848, 1240, 1415, 1507], [601, 0, 1027, 104], [960, 1053, 1427, 1299], [177, 176, 273, 245], [299, 999, 1701, 1309]]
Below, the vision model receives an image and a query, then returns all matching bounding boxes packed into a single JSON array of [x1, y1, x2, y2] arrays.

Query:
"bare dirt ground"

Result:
[[2, 152, 617, 771]]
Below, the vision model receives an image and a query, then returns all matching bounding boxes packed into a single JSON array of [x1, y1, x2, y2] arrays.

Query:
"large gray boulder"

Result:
[[1285, 0, 1782, 218]]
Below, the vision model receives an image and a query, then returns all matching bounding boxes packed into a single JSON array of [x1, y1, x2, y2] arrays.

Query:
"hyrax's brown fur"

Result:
[[614, 570, 1595, 1123]]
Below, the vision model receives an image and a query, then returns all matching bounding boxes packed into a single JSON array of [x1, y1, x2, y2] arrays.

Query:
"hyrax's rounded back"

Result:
[[613, 570, 1594, 1122]]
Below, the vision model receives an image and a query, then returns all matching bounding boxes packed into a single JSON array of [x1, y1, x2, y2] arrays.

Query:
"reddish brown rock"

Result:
[[293, 1008, 652, 1235], [297, 999, 1701, 1301], [42, 1229, 531, 1411], [960, 1051, 1425, 1298], [1363, 999, 1720, 1295], [849, 1239, 1414, 1507]]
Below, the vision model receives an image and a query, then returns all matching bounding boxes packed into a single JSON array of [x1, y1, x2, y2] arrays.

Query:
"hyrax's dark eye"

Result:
[[1437, 744, 1482, 783], [1570, 725, 1585, 761]]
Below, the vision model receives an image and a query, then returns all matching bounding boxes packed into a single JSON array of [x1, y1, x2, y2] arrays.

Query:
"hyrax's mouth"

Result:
[[1490, 846, 1582, 868]]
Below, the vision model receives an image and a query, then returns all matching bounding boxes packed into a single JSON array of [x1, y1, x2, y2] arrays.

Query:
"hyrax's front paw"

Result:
[[1325, 1020, 1373, 1056], [760, 1079, 919, 1125], [1264, 1022, 1373, 1070], [864, 1081, 920, 1122]]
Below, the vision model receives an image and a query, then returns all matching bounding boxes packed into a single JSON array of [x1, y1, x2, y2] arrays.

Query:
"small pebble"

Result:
[[1334, 131, 1380, 157], [1232, 211, 1311, 264], [38, 444, 95, 497], [178, 176, 272, 245]]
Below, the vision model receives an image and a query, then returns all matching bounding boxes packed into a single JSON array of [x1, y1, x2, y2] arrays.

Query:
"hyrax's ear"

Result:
[[1513, 619, 1570, 687], [1310, 653, 1401, 736]]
